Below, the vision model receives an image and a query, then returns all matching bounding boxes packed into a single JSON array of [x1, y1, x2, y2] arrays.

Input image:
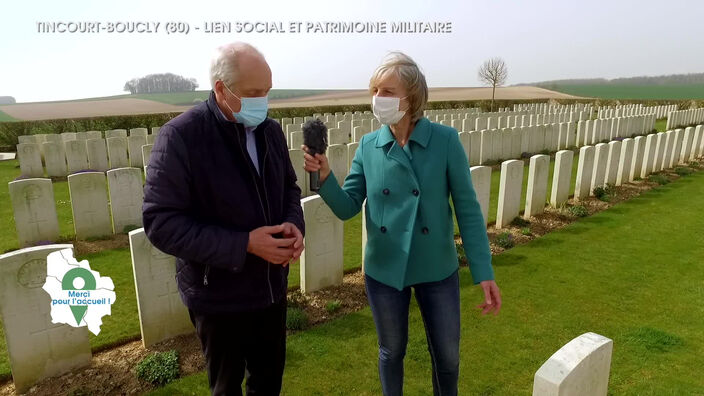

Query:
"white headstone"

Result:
[[640, 134, 657, 178], [288, 149, 309, 198], [470, 166, 491, 225], [105, 129, 127, 139], [86, 138, 109, 172], [0, 245, 92, 393], [64, 139, 89, 174], [550, 150, 574, 207], [575, 146, 595, 200], [107, 168, 144, 234], [300, 196, 343, 293], [327, 144, 348, 186], [68, 172, 113, 239], [496, 159, 524, 228], [590, 143, 609, 194], [142, 144, 154, 172], [86, 131, 102, 140], [42, 142, 67, 177], [106, 137, 129, 169], [127, 135, 148, 168], [128, 228, 194, 348], [17, 143, 44, 178], [524, 155, 549, 218], [616, 138, 634, 186], [9, 178, 60, 247], [604, 141, 621, 186], [129, 127, 148, 137], [533, 332, 613, 396]]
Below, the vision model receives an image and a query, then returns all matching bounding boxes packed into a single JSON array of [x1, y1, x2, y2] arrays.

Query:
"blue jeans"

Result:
[[365, 270, 461, 396]]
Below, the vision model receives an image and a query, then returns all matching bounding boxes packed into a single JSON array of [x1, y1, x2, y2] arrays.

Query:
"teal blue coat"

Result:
[[318, 117, 494, 290]]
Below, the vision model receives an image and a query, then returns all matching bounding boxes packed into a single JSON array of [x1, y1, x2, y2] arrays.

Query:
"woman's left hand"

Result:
[[477, 280, 502, 316]]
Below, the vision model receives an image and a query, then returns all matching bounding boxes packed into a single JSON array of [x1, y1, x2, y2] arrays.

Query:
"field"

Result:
[[540, 84, 704, 100], [0, 86, 581, 121]]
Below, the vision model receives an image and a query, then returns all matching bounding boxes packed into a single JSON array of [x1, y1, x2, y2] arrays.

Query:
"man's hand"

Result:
[[281, 222, 304, 260], [477, 280, 502, 316], [247, 225, 296, 265], [302, 145, 331, 183]]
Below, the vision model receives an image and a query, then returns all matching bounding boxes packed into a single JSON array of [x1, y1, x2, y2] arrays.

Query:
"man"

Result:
[[143, 42, 304, 395]]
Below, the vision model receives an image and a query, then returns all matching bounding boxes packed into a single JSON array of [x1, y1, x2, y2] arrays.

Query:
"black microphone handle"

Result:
[[309, 170, 321, 192]]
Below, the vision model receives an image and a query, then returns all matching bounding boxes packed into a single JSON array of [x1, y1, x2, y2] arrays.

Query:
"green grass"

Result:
[[0, 110, 16, 122], [543, 84, 704, 100], [151, 170, 704, 395]]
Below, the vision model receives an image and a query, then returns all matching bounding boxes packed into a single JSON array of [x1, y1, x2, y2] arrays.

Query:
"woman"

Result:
[[303, 51, 501, 396]]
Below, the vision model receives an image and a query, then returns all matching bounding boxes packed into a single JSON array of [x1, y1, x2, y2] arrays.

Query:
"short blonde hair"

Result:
[[369, 51, 428, 122]]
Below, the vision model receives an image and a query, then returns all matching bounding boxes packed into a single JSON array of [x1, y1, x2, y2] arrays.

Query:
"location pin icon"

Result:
[[61, 267, 97, 326]]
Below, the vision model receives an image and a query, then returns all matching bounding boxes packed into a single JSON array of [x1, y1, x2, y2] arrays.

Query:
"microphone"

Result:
[[302, 118, 328, 192]]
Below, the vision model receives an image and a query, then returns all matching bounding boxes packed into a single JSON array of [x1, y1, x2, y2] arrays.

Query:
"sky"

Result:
[[1, 0, 703, 103]]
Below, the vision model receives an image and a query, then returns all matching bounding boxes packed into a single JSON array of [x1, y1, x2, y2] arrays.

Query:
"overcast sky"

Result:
[[2, 0, 703, 103]]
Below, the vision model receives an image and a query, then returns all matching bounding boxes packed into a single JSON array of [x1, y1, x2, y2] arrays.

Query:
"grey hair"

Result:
[[209, 42, 265, 89], [369, 51, 429, 122]]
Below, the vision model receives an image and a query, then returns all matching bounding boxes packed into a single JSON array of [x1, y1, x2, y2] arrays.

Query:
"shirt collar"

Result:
[[375, 117, 432, 148]]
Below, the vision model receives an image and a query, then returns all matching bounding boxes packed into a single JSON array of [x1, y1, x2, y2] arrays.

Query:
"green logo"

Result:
[[61, 267, 97, 326]]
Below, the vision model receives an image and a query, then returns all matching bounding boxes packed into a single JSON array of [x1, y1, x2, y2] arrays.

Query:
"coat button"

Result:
[[383, 188, 390, 195], [422, 227, 429, 234], [412, 189, 419, 196], [380, 226, 387, 233]]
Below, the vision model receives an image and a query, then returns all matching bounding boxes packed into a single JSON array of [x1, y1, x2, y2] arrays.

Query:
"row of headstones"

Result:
[[493, 124, 704, 228], [282, 113, 380, 149], [597, 104, 677, 120], [16, 128, 158, 178], [513, 102, 591, 113], [0, 241, 614, 395], [666, 107, 704, 130], [8, 168, 145, 247]]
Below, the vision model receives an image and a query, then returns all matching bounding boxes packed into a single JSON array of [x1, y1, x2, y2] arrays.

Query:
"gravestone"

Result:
[[107, 168, 144, 234], [42, 142, 67, 177], [0, 245, 92, 393], [288, 149, 309, 198], [86, 130, 102, 140], [575, 146, 595, 200], [604, 141, 621, 186], [496, 160, 524, 228], [616, 138, 634, 186], [68, 172, 113, 239], [64, 139, 89, 174], [105, 129, 127, 139], [86, 138, 109, 172], [17, 143, 44, 177], [9, 178, 60, 247], [533, 332, 613, 396], [106, 137, 129, 169], [470, 166, 491, 225], [347, 142, 359, 174], [142, 144, 154, 173], [127, 135, 148, 167], [128, 228, 194, 348], [524, 155, 550, 219], [300, 196, 343, 293], [640, 134, 657, 178], [328, 128, 348, 145], [327, 144, 348, 186], [630, 136, 646, 181], [129, 128, 148, 137], [590, 143, 609, 194], [550, 150, 574, 207]]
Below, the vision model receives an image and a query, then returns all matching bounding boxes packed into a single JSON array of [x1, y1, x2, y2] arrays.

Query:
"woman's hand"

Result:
[[302, 145, 331, 183], [477, 280, 502, 316]]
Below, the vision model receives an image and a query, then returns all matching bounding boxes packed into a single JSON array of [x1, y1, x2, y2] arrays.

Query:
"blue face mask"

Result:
[[223, 84, 268, 127]]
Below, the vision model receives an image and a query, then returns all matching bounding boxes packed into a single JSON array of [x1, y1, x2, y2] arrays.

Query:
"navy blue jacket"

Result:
[[143, 91, 304, 313]]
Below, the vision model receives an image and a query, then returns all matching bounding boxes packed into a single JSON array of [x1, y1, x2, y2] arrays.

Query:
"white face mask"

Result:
[[372, 95, 407, 125]]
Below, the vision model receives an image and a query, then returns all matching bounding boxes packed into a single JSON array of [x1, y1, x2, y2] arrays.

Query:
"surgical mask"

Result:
[[372, 95, 408, 125], [223, 84, 268, 127]]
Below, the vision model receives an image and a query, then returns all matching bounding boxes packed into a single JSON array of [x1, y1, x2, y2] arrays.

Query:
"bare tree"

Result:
[[478, 57, 508, 112]]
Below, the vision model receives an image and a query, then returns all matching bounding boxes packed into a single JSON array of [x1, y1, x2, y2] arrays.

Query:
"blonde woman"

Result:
[[303, 52, 501, 396]]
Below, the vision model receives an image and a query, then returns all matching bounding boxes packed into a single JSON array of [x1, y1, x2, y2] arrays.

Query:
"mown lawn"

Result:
[[151, 170, 704, 395]]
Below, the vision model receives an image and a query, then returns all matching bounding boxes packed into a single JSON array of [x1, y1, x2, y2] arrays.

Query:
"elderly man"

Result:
[[143, 42, 304, 395]]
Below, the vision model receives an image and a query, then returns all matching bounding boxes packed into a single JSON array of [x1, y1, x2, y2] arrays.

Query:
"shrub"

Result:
[[521, 227, 532, 236], [593, 186, 609, 201], [135, 350, 179, 386], [456, 241, 466, 264], [568, 205, 589, 217], [511, 217, 530, 227], [648, 174, 670, 185], [495, 232, 514, 249], [325, 300, 342, 314], [286, 307, 309, 330], [675, 167, 693, 176]]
